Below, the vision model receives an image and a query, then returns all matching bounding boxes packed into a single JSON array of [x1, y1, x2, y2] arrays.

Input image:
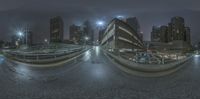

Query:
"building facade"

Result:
[[126, 17, 140, 33], [24, 28, 33, 46], [98, 28, 106, 43], [101, 18, 144, 51], [151, 16, 191, 45], [69, 24, 83, 44], [160, 25, 168, 43], [50, 16, 64, 43], [83, 20, 94, 45], [151, 26, 161, 42], [170, 17, 185, 41], [185, 27, 191, 44], [11, 26, 33, 46], [126, 17, 143, 41]]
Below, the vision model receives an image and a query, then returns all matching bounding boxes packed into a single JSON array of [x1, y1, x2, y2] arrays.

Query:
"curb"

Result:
[[104, 51, 192, 77]]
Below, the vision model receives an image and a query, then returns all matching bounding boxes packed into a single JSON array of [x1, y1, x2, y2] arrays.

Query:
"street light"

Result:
[[17, 31, 24, 46], [116, 15, 125, 19], [96, 20, 105, 26], [96, 20, 105, 45], [44, 38, 49, 45], [44, 38, 48, 43], [85, 36, 89, 41], [18, 31, 24, 37], [84, 36, 89, 48]]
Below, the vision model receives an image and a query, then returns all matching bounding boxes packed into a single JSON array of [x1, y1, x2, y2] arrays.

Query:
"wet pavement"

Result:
[[0, 47, 200, 99]]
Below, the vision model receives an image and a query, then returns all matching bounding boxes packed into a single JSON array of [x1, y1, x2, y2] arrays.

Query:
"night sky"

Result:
[[0, 0, 200, 44]]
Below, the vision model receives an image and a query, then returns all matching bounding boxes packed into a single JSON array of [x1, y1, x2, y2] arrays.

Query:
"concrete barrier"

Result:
[[105, 51, 192, 76]]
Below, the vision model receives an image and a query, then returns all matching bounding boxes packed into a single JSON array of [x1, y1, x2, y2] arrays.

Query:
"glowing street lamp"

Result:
[[44, 38, 48, 43], [96, 20, 106, 45], [18, 31, 24, 37], [84, 36, 89, 47], [96, 20, 105, 26], [116, 15, 125, 19], [85, 36, 89, 41], [16, 31, 24, 46]]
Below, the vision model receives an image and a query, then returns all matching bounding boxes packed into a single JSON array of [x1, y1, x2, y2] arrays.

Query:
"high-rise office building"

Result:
[[170, 16, 186, 41], [50, 16, 64, 43], [12, 26, 33, 46], [151, 16, 191, 44], [101, 18, 144, 50], [126, 17, 140, 34], [83, 20, 94, 45], [185, 27, 191, 44], [167, 23, 173, 42], [160, 25, 168, 43], [24, 26, 33, 46], [69, 24, 83, 44], [126, 17, 143, 41], [151, 26, 161, 42]]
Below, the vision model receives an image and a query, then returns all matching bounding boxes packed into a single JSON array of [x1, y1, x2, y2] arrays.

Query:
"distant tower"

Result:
[[151, 26, 161, 42], [69, 24, 83, 44], [126, 17, 143, 40], [160, 25, 168, 43], [167, 16, 191, 44], [24, 25, 33, 46], [167, 23, 173, 42], [83, 20, 94, 45], [170, 16, 185, 41], [185, 27, 191, 44], [50, 16, 64, 43], [126, 17, 140, 34], [98, 28, 106, 43]]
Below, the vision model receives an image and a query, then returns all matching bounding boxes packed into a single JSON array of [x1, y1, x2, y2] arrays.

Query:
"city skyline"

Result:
[[0, 14, 197, 43], [1, 1, 200, 98], [0, 0, 200, 44]]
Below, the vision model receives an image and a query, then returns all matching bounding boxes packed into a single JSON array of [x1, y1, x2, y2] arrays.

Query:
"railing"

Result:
[[5, 46, 89, 64]]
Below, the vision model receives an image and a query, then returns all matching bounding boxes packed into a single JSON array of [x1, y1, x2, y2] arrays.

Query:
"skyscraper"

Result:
[[167, 23, 173, 42], [151, 26, 161, 42], [101, 18, 144, 50], [160, 25, 168, 43], [69, 24, 83, 44], [83, 20, 94, 45], [185, 27, 191, 44], [50, 16, 64, 43], [151, 16, 191, 45], [126, 17, 143, 41], [12, 26, 33, 46], [126, 17, 140, 34], [170, 16, 185, 41], [23, 26, 33, 46]]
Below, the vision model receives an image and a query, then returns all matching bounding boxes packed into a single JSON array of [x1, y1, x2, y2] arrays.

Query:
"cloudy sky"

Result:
[[0, 0, 200, 44]]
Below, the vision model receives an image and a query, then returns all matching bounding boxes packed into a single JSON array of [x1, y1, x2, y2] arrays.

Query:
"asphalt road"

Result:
[[0, 47, 200, 99]]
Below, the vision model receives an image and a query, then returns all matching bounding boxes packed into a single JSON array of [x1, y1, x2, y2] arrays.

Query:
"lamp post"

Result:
[[84, 36, 89, 48], [17, 30, 28, 47], [17, 31, 24, 45], [96, 20, 105, 45]]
